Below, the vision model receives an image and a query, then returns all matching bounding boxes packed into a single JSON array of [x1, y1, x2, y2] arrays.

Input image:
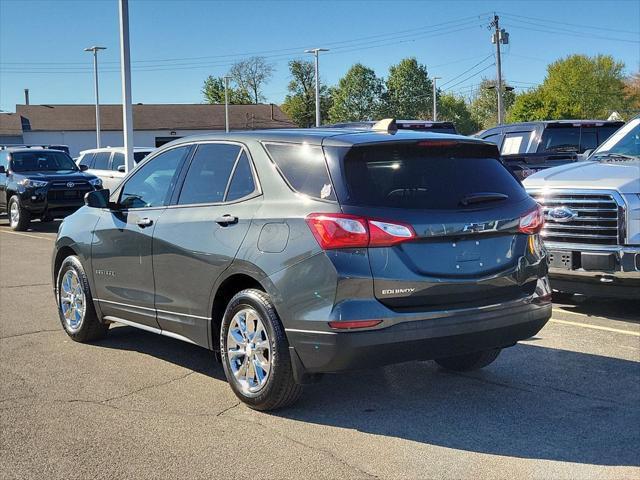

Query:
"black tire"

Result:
[[8, 195, 31, 231], [435, 348, 501, 372], [56, 255, 109, 342], [220, 288, 303, 411]]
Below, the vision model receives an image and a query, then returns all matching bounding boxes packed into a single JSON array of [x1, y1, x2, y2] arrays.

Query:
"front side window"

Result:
[[111, 152, 125, 171], [501, 132, 531, 155], [264, 143, 336, 201], [79, 153, 95, 168], [0, 152, 9, 170], [10, 151, 78, 172], [593, 118, 640, 159], [177, 143, 241, 205], [93, 152, 111, 170], [120, 146, 189, 209]]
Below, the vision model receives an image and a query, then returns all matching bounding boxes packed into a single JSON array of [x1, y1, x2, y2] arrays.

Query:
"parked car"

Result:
[[77, 147, 154, 191], [524, 116, 640, 299], [0, 144, 70, 154], [52, 124, 551, 410], [327, 120, 457, 134], [0, 146, 102, 230], [476, 120, 624, 180]]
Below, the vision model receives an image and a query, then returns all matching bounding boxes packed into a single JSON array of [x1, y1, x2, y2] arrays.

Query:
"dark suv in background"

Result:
[[476, 120, 624, 179], [328, 120, 457, 134], [0, 147, 102, 230], [52, 124, 551, 410]]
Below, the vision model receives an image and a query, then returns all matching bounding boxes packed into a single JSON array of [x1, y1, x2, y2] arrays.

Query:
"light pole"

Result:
[[304, 48, 329, 127], [84, 46, 106, 148], [224, 76, 231, 133], [432, 76, 441, 121], [118, 0, 134, 173]]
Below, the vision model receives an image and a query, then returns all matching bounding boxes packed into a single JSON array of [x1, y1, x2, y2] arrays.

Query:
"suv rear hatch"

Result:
[[326, 139, 543, 311]]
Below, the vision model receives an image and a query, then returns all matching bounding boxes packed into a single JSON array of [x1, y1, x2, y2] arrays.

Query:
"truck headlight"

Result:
[[18, 179, 48, 188], [89, 177, 103, 188]]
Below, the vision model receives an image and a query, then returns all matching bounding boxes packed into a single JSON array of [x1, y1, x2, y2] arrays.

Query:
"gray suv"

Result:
[[52, 127, 552, 410]]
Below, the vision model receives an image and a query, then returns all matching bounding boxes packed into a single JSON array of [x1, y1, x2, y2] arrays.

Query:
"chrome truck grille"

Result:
[[528, 190, 622, 246]]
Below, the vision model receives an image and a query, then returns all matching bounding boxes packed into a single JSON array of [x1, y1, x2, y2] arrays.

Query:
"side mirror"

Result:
[[117, 165, 126, 173], [580, 149, 594, 160], [79, 164, 89, 172], [84, 189, 110, 208]]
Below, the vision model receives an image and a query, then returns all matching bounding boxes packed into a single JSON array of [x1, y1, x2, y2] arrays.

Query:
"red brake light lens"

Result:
[[519, 205, 545, 234], [328, 320, 382, 330], [305, 214, 417, 249]]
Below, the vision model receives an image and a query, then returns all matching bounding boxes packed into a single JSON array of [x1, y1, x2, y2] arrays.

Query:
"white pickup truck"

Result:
[[524, 117, 640, 299]]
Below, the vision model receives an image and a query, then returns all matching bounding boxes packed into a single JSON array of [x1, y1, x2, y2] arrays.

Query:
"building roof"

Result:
[[1, 103, 294, 135], [0, 113, 24, 136]]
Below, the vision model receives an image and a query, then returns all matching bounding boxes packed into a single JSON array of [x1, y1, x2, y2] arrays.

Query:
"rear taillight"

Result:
[[328, 320, 382, 330], [305, 213, 416, 250], [519, 205, 545, 234]]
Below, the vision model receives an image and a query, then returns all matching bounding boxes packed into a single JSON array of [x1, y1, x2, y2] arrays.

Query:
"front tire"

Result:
[[8, 196, 31, 231], [435, 348, 501, 372], [220, 288, 302, 411], [56, 255, 108, 342]]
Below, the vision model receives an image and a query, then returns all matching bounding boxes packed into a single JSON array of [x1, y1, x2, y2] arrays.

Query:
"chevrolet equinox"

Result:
[[52, 123, 552, 410]]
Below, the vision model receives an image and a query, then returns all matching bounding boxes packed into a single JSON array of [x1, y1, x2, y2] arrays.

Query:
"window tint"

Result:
[[11, 151, 78, 172], [597, 126, 620, 144], [133, 151, 151, 163], [481, 133, 501, 146], [226, 152, 256, 201], [538, 127, 581, 153], [120, 146, 188, 209], [111, 152, 125, 171], [178, 143, 240, 205], [580, 128, 598, 151], [501, 132, 531, 155], [93, 152, 111, 170], [264, 143, 335, 200], [342, 143, 526, 210], [79, 153, 94, 168]]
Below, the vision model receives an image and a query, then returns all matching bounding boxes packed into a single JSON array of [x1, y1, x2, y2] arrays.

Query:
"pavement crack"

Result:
[[2, 282, 51, 289], [101, 371, 195, 404], [216, 401, 241, 417], [0, 329, 59, 340]]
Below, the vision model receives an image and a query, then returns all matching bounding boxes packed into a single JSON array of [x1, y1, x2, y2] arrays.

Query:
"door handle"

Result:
[[137, 217, 153, 228], [215, 214, 238, 226]]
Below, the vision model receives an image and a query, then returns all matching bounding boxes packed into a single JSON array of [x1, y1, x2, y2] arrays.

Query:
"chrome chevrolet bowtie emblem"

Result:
[[66, 182, 75, 188], [547, 206, 578, 222]]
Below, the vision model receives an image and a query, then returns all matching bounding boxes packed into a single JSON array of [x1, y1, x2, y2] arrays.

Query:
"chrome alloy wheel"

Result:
[[59, 269, 86, 333], [226, 308, 272, 394], [9, 201, 19, 227]]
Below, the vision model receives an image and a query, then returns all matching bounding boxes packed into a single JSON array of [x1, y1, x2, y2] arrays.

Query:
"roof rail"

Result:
[[0, 144, 69, 153]]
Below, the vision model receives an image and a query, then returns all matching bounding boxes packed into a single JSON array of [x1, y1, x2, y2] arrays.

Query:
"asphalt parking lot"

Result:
[[0, 218, 638, 480]]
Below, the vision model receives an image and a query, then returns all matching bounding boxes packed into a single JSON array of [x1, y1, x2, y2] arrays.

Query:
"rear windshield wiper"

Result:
[[459, 192, 508, 206]]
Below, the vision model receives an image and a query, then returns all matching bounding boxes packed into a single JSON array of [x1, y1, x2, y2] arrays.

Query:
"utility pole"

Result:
[[224, 76, 231, 133], [432, 76, 441, 121], [118, 0, 134, 173], [304, 48, 329, 127], [490, 14, 509, 125], [84, 46, 107, 148]]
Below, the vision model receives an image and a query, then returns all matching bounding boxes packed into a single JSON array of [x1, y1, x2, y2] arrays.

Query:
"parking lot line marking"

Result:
[[550, 318, 640, 337], [0, 230, 54, 241]]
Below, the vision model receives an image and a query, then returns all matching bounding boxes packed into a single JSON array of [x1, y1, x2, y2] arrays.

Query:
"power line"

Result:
[[442, 62, 495, 90], [439, 54, 494, 87], [498, 11, 640, 36], [503, 19, 640, 44]]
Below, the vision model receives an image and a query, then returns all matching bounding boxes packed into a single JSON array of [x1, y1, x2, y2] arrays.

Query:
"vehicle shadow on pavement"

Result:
[[274, 343, 640, 467], [554, 297, 640, 324], [93, 325, 226, 381]]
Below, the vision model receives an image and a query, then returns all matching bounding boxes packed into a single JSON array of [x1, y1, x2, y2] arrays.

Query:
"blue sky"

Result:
[[1, 0, 639, 112]]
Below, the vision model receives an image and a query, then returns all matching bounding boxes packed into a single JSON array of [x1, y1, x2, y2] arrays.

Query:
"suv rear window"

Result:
[[264, 143, 336, 201], [342, 142, 526, 210]]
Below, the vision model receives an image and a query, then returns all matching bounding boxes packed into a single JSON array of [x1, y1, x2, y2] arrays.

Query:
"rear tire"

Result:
[[56, 255, 109, 342], [8, 196, 30, 231], [220, 288, 303, 411], [435, 348, 501, 372]]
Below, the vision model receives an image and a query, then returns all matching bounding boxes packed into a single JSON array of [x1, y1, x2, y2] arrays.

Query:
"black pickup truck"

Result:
[[475, 120, 624, 179]]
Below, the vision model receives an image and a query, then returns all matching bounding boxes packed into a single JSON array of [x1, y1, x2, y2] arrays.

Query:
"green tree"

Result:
[[469, 78, 516, 130], [328, 63, 384, 123], [281, 60, 331, 127], [437, 92, 478, 134], [383, 58, 432, 118], [229, 56, 275, 104], [508, 54, 627, 121], [202, 75, 251, 104]]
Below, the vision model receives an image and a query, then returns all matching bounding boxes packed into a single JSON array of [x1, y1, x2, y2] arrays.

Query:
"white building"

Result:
[[0, 103, 295, 157]]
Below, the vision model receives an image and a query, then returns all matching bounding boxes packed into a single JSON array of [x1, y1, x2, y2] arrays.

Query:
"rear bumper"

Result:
[[286, 285, 552, 375], [547, 244, 640, 298]]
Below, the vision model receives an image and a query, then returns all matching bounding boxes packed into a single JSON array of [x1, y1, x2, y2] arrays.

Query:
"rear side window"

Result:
[[342, 143, 526, 210], [134, 151, 151, 163], [79, 153, 95, 168], [264, 143, 336, 201], [538, 126, 581, 153], [501, 132, 531, 155], [178, 143, 241, 205], [93, 152, 111, 169], [226, 151, 257, 201]]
